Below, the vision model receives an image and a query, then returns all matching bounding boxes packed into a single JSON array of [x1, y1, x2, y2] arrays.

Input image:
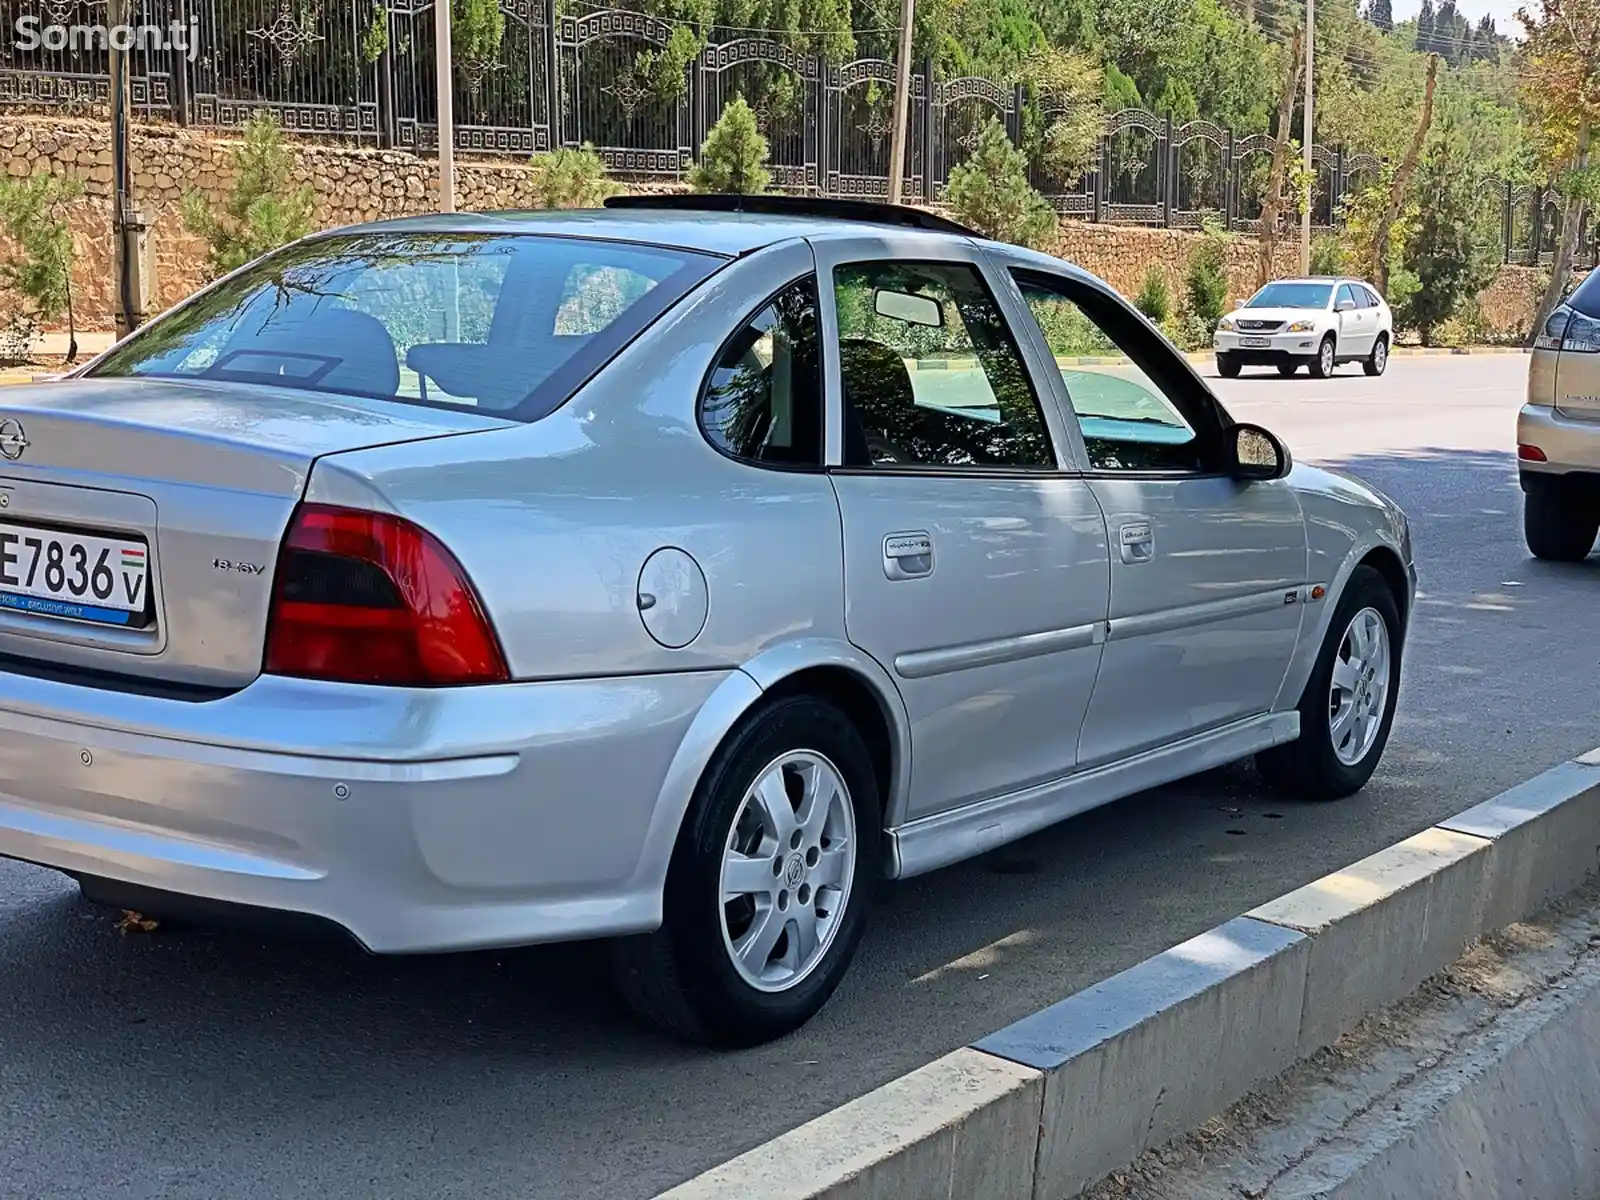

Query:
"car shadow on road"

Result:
[[2, 445, 1596, 1200]]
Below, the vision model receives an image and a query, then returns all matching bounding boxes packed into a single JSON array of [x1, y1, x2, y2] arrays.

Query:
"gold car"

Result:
[[1519, 271, 1600, 561]]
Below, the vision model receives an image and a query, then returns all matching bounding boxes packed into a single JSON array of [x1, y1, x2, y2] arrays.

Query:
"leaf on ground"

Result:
[[116, 910, 159, 935]]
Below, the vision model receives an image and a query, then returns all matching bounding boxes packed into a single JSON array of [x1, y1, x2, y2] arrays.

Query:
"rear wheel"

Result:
[[609, 696, 879, 1046], [1310, 335, 1337, 379], [1524, 490, 1599, 562], [1217, 354, 1242, 379], [1363, 334, 1389, 376], [1256, 566, 1402, 801], [1277, 362, 1300, 377]]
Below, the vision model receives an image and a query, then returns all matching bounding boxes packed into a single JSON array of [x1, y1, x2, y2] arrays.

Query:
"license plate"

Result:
[[0, 522, 150, 626], [1241, 337, 1273, 348]]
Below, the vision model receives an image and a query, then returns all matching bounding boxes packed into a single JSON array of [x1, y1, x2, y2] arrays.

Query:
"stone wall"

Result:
[[0, 114, 1552, 340]]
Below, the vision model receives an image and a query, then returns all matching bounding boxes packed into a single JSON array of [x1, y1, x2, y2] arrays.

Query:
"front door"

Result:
[[816, 242, 1111, 820], [1006, 266, 1310, 767]]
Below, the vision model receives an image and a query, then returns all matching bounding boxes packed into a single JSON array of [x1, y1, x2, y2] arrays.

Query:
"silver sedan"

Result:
[[0, 197, 1415, 1045]]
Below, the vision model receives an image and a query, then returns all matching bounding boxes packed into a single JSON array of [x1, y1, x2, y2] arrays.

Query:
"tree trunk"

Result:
[[1370, 54, 1438, 295], [1531, 118, 1594, 343], [1256, 29, 1304, 292]]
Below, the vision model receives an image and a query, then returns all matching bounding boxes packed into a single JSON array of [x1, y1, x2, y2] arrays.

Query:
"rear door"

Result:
[[1335, 284, 1371, 355], [815, 235, 1111, 820], [1003, 263, 1309, 767]]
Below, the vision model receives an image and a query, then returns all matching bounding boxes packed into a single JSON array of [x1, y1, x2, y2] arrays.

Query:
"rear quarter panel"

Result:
[[305, 240, 850, 681]]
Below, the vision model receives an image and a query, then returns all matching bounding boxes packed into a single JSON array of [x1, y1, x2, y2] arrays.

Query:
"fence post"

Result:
[[1161, 113, 1172, 227], [920, 58, 935, 202], [1224, 130, 1234, 230], [170, 0, 192, 125], [1094, 132, 1107, 223], [1009, 82, 1024, 146], [377, 5, 396, 148], [1331, 146, 1343, 223], [1503, 180, 1513, 265], [1532, 185, 1545, 264], [545, 4, 562, 147]]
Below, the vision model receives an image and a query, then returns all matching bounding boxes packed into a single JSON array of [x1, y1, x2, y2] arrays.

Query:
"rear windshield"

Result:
[[86, 232, 721, 419], [1245, 283, 1333, 309], [1571, 270, 1600, 319]]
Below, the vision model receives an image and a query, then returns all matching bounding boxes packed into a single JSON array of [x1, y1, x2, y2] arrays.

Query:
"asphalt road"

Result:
[[4, 353, 1597, 1200]]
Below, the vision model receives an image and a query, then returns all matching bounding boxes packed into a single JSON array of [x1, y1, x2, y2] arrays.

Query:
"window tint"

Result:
[[1360, 285, 1382, 308], [1336, 284, 1356, 308], [1015, 275, 1207, 474], [88, 233, 718, 420], [701, 277, 824, 467], [1570, 269, 1600, 320], [833, 261, 1054, 470], [1246, 282, 1333, 309]]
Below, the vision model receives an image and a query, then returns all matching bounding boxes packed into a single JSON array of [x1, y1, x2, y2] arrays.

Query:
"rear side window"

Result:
[[701, 277, 824, 467], [1570, 271, 1600, 320], [87, 233, 719, 420]]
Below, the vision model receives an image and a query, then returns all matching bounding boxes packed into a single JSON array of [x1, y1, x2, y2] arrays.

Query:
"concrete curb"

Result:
[[658, 747, 1600, 1200]]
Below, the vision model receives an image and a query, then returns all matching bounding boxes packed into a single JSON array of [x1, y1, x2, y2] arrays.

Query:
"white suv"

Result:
[[1215, 277, 1393, 379]]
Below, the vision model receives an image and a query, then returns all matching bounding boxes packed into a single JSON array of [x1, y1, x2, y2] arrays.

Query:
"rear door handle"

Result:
[[1119, 520, 1154, 565], [883, 531, 934, 580]]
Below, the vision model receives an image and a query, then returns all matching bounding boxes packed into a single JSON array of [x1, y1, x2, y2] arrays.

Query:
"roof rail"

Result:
[[602, 193, 981, 237]]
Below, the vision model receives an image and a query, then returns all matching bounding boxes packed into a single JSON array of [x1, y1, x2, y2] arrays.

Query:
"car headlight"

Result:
[[1218, 317, 1236, 332], [1287, 320, 1315, 333]]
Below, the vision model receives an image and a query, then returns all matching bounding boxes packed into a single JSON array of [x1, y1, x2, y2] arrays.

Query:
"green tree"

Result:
[[1368, 0, 1394, 32], [529, 145, 621, 208], [689, 97, 772, 194], [1185, 222, 1232, 325], [1135, 267, 1172, 322], [1019, 47, 1104, 189], [945, 117, 1059, 248], [181, 111, 316, 281], [0, 172, 85, 361], [1396, 114, 1500, 343]]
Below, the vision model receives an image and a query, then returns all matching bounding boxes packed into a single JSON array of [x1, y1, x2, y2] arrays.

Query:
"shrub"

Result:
[[1310, 232, 1348, 276], [0, 171, 85, 361], [1160, 311, 1213, 352], [1135, 268, 1171, 323], [182, 111, 315, 281], [944, 118, 1058, 250], [529, 145, 620, 209], [689, 98, 770, 195], [1184, 225, 1231, 327]]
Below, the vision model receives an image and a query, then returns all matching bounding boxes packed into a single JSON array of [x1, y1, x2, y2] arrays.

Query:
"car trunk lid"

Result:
[[0, 377, 513, 691]]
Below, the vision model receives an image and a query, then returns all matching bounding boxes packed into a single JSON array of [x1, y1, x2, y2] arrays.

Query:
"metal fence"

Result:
[[2, 0, 1596, 267]]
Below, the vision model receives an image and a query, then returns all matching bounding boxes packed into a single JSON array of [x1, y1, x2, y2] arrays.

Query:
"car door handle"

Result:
[[883, 531, 934, 580], [1119, 520, 1154, 565]]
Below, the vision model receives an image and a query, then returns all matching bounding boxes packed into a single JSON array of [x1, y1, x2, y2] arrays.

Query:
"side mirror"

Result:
[[1228, 422, 1292, 482], [1335, 298, 1356, 312]]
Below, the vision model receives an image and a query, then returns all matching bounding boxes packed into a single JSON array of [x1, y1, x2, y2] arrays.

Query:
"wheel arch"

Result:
[[632, 640, 911, 916]]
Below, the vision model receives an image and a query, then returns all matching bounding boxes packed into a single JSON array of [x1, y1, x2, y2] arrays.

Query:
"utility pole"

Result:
[[435, 0, 456, 212], [1301, 0, 1314, 275], [886, 0, 915, 205], [108, 0, 139, 337]]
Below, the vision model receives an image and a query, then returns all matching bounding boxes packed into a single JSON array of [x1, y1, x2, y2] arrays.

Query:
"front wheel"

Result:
[[1256, 565, 1402, 801], [1309, 336, 1337, 379], [1217, 354, 1242, 379], [1277, 362, 1300, 377], [1524, 490, 1599, 562], [609, 696, 880, 1046], [1363, 334, 1389, 377]]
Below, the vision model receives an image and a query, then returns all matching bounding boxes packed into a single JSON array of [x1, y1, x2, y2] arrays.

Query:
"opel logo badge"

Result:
[[0, 419, 27, 461]]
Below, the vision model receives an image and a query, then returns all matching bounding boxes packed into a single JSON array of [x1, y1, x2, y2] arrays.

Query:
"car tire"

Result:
[[1217, 354, 1242, 378], [1277, 362, 1299, 377], [1524, 491, 1599, 562], [1256, 565, 1403, 802], [1309, 335, 1337, 379], [1363, 334, 1389, 376], [609, 695, 880, 1046]]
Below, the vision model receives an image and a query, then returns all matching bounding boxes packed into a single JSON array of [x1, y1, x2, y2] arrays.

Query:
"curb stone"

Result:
[[658, 747, 1600, 1200]]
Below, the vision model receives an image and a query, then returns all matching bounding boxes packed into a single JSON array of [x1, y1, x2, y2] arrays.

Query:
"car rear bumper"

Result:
[[0, 667, 730, 952], [1214, 331, 1323, 363], [1518, 403, 1600, 492]]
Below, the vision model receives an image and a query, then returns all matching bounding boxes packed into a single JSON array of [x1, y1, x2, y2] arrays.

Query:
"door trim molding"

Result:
[[886, 710, 1300, 879], [1107, 586, 1307, 642], [893, 621, 1104, 680]]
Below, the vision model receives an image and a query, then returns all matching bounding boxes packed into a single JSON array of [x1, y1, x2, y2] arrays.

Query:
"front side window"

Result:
[[88, 233, 719, 420], [1336, 284, 1357, 309], [701, 277, 823, 467], [1245, 282, 1334, 310], [1015, 273, 1210, 474], [832, 261, 1054, 469]]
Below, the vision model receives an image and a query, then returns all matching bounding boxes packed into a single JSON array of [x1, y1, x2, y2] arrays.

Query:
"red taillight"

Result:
[[264, 503, 509, 686], [1518, 443, 1549, 462]]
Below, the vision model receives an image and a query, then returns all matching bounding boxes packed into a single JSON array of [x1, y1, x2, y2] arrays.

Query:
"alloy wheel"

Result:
[[719, 751, 857, 993], [1328, 606, 1391, 767]]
